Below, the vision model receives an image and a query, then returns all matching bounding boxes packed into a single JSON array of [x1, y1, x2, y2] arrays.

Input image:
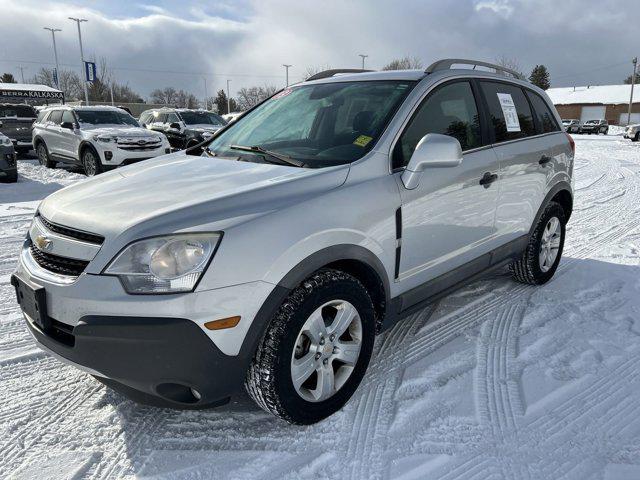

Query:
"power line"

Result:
[[552, 60, 630, 81]]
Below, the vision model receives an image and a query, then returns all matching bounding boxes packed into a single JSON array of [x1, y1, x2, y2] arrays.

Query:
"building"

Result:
[[0, 83, 64, 105], [546, 84, 639, 126]]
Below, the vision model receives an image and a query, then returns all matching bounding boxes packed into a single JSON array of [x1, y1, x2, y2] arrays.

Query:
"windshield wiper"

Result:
[[229, 145, 305, 167]]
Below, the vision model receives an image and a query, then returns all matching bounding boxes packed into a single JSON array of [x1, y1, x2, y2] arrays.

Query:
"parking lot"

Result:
[[1, 134, 640, 478]]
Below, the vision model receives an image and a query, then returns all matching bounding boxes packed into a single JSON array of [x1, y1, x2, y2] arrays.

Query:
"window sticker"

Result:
[[272, 88, 293, 99], [353, 135, 373, 147], [497, 93, 521, 132]]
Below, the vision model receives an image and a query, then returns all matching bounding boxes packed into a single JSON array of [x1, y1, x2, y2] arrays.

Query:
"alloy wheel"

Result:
[[83, 152, 97, 176], [539, 216, 561, 272], [290, 299, 362, 402], [37, 145, 47, 166]]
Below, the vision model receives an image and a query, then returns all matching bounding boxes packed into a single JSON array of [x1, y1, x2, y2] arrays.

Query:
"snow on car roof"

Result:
[[547, 84, 637, 106]]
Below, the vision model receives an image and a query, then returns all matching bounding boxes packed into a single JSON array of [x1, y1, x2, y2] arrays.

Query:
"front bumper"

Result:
[[12, 247, 278, 407], [94, 142, 171, 167], [12, 139, 32, 151]]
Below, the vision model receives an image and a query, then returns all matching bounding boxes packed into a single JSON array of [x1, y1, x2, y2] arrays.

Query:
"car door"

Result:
[[44, 110, 64, 156], [479, 81, 551, 244], [149, 113, 167, 134], [165, 112, 184, 148], [58, 110, 80, 160], [394, 80, 501, 291]]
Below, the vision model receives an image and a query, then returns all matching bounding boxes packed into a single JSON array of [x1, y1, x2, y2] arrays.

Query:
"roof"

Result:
[[42, 105, 127, 111], [0, 83, 62, 93], [547, 84, 637, 106], [303, 69, 426, 85]]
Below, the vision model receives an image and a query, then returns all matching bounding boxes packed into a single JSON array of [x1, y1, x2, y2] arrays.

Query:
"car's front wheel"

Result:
[[82, 148, 103, 177], [510, 201, 566, 285], [633, 132, 640, 142], [36, 142, 56, 168], [245, 269, 375, 424]]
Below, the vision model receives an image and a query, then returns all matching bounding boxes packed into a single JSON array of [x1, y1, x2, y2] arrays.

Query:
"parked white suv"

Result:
[[625, 123, 640, 142], [32, 106, 170, 176], [12, 59, 574, 424]]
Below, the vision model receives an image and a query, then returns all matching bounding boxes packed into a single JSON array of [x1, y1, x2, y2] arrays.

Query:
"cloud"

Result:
[[0, 0, 636, 102]]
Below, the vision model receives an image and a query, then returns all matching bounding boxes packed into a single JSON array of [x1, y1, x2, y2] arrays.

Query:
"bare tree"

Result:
[[382, 56, 423, 71], [236, 85, 278, 111], [150, 87, 178, 105], [495, 56, 525, 76], [31, 68, 83, 100], [303, 64, 332, 80]]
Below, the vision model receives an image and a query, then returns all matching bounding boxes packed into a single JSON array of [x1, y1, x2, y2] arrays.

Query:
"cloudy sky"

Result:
[[0, 0, 636, 101]]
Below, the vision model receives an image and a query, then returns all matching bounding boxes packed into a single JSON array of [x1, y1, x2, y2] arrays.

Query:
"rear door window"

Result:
[[526, 90, 560, 134], [61, 110, 75, 125], [393, 81, 482, 169], [479, 81, 535, 142]]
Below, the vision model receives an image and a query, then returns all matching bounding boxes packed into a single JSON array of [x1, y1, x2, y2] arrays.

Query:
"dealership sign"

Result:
[[0, 88, 64, 101]]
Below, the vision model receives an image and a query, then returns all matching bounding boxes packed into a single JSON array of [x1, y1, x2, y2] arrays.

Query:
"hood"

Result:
[[38, 152, 349, 239], [186, 124, 223, 132], [80, 125, 156, 137]]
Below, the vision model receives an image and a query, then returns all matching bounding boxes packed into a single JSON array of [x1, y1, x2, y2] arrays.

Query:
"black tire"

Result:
[[36, 141, 56, 168], [245, 269, 375, 425], [633, 133, 639, 142], [1, 170, 17, 183], [82, 147, 103, 176], [510, 201, 566, 285]]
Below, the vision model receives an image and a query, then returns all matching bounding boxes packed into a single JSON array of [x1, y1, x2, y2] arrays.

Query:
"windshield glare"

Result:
[[180, 111, 225, 126], [206, 80, 415, 167], [75, 110, 139, 127]]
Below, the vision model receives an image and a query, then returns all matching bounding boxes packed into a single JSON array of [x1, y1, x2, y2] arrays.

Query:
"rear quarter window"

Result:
[[479, 81, 535, 142], [526, 91, 560, 134]]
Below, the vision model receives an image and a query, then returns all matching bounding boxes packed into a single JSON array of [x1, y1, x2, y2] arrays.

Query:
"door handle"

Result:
[[479, 172, 498, 188], [539, 155, 552, 165]]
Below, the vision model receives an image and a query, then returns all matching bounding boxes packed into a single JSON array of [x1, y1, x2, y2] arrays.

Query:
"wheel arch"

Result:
[[530, 181, 573, 236], [78, 140, 99, 160]]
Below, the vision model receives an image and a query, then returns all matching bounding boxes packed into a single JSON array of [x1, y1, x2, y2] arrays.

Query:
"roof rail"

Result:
[[305, 69, 373, 82], [425, 59, 526, 81]]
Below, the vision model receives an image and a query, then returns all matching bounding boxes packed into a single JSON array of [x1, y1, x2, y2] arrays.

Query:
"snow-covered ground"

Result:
[[2, 136, 640, 479]]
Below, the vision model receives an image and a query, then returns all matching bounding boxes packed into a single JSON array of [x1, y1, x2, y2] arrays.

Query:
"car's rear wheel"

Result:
[[82, 148, 103, 177], [245, 269, 375, 424], [36, 142, 56, 168], [510, 201, 566, 285], [633, 132, 639, 142], [1, 170, 17, 183]]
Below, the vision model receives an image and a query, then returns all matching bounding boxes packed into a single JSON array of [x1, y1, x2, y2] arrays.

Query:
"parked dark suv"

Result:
[[139, 108, 227, 150], [0, 103, 37, 155], [580, 119, 608, 135]]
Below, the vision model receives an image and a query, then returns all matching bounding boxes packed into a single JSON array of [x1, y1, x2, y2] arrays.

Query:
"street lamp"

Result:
[[283, 64, 292, 87], [68, 17, 89, 105], [358, 54, 368, 70], [43, 27, 62, 89]]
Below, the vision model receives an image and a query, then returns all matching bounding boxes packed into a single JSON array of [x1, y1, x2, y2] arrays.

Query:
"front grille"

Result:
[[117, 140, 162, 151], [38, 215, 104, 245], [29, 244, 89, 276]]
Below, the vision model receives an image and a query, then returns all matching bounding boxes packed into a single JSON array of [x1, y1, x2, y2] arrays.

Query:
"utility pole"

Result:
[[283, 64, 292, 87], [69, 17, 89, 105], [358, 54, 368, 70], [110, 83, 115, 106], [17, 66, 26, 83], [628, 57, 637, 126], [44, 27, 62, 89], [226, 79, 231, 114], [203, 77, 208, 110]]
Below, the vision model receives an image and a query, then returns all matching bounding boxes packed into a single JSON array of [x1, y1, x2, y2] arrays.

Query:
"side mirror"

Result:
[[401, 134, 463, 190], [169, 122, 181, 130], [60, 121, 75, 130]]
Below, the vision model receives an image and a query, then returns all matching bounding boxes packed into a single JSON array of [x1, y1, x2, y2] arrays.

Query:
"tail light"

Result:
[[566, 132, 575, 155]]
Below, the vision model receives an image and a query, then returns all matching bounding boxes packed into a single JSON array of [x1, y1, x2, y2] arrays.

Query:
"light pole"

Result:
[[628, 57, 637, 126], [283, 64, 292, 87], [203, 77, 208, 110], [68, 17, 89, 105], [358, 54, 368, 70], [43, 27, 62, 89], [17, 66, 26, 83], [226, 79, 231, 114]]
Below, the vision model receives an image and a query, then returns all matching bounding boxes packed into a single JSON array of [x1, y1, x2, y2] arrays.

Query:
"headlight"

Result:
[[1, 137, 11, 146], [94, 135, 116, 143], [104, 233, 221, 294]]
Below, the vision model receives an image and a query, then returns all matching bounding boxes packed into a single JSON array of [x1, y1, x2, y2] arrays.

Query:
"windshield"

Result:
[[180, 111, 225, 126], [0, 105, 36, 118], [74, 110, 139, 127], [206, 80, 415, 168]]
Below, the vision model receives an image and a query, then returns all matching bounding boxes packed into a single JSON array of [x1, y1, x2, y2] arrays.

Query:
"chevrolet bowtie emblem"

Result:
[[35, 235, 53, 252]]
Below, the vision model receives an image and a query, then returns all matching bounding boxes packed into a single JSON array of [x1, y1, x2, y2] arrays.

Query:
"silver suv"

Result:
[[32, 106, 170, 176], [12, 59, 574, 424]]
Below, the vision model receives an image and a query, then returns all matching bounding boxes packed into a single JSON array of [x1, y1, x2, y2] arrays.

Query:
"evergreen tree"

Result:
[[0, 73, 17, 83], [529, 65, 550, 90]]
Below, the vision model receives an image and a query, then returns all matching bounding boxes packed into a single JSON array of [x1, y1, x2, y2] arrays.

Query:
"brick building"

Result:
[[546, 84, 640, 126]]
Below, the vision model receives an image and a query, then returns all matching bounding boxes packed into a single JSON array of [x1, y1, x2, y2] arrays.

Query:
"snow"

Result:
[[0, 83, 62, 93], [2, 137, 640, 478], [547, 84, 637, 105]]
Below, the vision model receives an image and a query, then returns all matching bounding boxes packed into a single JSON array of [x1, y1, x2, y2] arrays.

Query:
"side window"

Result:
[[155, 113, 167, 124], [139, 112, 151, 125], [48, 110, 63, 125], [35, 110, 49, 123], [393, 81, 481, 169], [479, 81, 535, 142], [167, 113, 180, 124], [526, 90, 560, 134], [61, 110, 75, 125]]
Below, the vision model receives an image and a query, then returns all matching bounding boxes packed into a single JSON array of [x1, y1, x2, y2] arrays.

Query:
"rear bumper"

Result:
[[23, 310, 249, 408]]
